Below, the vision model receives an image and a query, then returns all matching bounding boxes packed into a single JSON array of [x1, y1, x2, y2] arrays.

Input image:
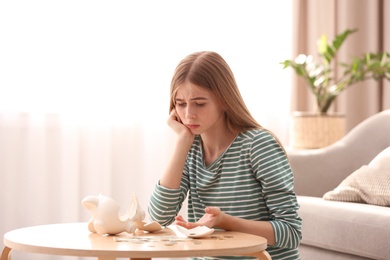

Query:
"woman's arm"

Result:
[[251, 131, 302, 249], [148, 109, 194, 225], [159, 109, 194, 189], [176, 207, 276, 245]]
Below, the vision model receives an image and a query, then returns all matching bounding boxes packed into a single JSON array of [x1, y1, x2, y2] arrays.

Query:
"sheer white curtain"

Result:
[[0, 1, 292, 259]]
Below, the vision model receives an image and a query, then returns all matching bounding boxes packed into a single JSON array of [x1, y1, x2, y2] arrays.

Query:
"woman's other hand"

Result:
[[175, 206, 224, 229]]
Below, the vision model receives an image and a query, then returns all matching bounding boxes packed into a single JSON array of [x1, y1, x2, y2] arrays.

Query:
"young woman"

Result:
[[148, 51, 302, 259]]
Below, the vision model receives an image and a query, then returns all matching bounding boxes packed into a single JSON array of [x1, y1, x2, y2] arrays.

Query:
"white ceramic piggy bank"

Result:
[[81, 192, 145, 235]]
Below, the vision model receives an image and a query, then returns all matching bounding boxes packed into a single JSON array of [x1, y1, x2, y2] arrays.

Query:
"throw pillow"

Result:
[[323, 146, 390, 206]]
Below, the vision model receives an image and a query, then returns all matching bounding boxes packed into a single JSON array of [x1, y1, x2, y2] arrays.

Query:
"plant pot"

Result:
[[289, 112, 346, 149]]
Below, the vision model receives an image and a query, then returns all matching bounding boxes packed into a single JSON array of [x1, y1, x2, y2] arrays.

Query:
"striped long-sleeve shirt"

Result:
[[149, 129, 302, 260]]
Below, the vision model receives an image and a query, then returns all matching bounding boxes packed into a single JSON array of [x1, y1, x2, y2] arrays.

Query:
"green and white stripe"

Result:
[[149, 129, 302, 260]]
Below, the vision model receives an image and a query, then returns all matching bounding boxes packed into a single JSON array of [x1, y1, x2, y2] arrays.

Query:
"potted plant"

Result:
[[281, 28, 390, 148]]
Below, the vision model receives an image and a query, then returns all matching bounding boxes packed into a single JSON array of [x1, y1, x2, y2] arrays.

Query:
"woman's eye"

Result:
[[176, 103, 186, 107], [196, 103, 205, 107]]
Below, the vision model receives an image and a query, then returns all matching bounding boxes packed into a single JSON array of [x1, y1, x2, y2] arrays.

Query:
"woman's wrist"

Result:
[[175, 134, 194, 152], [215, 211, 234, 230]]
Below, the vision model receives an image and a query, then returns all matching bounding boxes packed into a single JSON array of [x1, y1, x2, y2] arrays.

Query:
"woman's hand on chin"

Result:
[[167, 109, 195, 145]]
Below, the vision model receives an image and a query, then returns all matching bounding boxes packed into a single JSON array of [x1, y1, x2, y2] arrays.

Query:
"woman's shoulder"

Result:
[[238, 129, 287, 160], [237, 129, 284, 152], [238, 128, 276, 142]]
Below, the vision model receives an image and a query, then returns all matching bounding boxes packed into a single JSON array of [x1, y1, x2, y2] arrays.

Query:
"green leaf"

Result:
[[280, 28, 390, 114]]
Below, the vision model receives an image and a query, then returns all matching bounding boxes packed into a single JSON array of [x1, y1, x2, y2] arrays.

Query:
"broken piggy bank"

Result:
[[81, 192, 145, 235]]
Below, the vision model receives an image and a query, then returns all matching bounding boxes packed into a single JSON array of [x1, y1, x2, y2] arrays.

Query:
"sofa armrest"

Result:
[[287, 109, 390, 197]]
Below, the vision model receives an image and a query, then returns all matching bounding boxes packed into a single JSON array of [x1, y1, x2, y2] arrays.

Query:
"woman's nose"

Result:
[[185, 106, 196, 119]]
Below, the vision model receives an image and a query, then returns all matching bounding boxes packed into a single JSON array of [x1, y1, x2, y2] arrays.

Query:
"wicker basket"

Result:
[[289, 112, 346, 149]]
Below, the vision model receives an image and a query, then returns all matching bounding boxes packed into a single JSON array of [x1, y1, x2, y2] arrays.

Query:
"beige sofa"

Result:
[[287, 109, 390, 260]]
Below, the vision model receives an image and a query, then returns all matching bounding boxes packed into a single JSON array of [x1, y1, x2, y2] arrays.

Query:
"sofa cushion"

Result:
[[323, 146, 390, 206], [298, 196, 390, 259]]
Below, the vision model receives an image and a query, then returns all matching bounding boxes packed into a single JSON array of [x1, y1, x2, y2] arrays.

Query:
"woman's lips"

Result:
[[186, 124, 199, 130]]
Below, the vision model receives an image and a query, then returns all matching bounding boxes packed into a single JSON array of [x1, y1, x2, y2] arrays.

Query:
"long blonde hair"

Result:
[[169, 51, 261, 132]]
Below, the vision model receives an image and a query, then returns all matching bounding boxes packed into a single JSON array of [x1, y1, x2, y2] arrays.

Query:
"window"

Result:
[[0, 0, 292, 141]]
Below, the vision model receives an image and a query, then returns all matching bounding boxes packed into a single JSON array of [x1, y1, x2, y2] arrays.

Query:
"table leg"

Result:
[[1, 247, 12, 260], [244, 250, 272, 260]]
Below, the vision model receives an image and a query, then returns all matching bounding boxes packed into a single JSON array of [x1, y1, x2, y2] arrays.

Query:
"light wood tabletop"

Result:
[[2, 222, 271, 260]]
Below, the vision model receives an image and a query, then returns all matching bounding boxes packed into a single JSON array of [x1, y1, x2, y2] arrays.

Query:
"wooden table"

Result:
[[2, 222, 271, 260]]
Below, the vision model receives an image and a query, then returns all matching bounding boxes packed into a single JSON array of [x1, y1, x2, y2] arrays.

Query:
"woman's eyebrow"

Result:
[[175, 97, 208, 101]]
